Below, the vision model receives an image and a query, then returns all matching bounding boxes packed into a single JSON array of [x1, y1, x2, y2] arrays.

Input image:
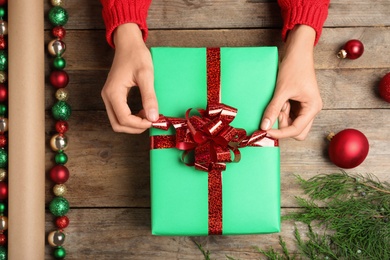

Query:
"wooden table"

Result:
[[44, 0, 390, 258]]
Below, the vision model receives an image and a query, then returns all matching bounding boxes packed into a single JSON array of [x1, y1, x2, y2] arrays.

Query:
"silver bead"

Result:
[[48, 230, 66, 247], [0, 118, 8, 133], [48, 39, 66, 57], [0, 216, 7, 231], [50, 134, 68, 151], [0, 21, 7, 36]]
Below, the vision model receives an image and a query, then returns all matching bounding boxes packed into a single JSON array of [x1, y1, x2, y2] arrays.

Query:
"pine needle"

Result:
[[259, 171, 390, 259]]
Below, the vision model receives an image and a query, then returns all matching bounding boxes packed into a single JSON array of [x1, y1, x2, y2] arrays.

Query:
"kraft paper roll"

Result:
[[8, 1, 45, 259]]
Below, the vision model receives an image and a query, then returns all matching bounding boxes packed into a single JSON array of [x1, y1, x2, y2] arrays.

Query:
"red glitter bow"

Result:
[[150, 48, 278, 235], [152, 104, 277, 172]]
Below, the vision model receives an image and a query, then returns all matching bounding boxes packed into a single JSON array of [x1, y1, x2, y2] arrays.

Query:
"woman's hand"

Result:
[[101, 23, 159, 134], [261, 25, 322, 140]]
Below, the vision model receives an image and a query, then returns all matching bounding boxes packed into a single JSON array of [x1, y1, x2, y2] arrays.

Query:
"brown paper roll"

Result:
[[8, 1, 45, 259]]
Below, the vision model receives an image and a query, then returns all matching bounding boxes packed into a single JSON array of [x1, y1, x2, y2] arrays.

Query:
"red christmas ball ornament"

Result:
[[55, 215, 70, 229], [0, 182, 7, 200], [50, 70, 69, 89], [337, 39, 364, 59], [378, 72, 390, 103], [49, 165, 70, 184], [52, 26, 66, 40], [328, 129, 369, 169], [0, 135, 6, 148], [0, 84, 7, 102], [55, 120, 69, 134], [0, 233, 6, 246], [0, 37, 6, 50]]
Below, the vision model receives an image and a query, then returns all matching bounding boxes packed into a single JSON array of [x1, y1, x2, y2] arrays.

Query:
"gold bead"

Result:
[[0, 169, 6, 181], [51, 0, 64, 6], [50, 134, 68, 151], [48, 230, 66, 247], [0, 216, 7, 231], [0, 21, 7, 36], [48, 39, 66, 57], [0, 71, 6, 83], [0, 118, 8, 133], [56, 88, 69, 101], [53, 184, 67, 196]]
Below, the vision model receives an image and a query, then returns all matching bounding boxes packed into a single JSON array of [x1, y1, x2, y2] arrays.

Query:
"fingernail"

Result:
[[281, 102, 288, 111], [261, 118, 271, 130], [147, 108, 159, 122]]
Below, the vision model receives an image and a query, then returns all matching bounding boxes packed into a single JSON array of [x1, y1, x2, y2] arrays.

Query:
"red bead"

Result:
[[0, 182, 7, 200], [328, 129, 369, 169], [0, 37, 6, 50], [0, 135, 6, 148], [0, 84, 7, 102], [49, 165, 70, 184], [0, 1, 7, 6], [55, 120, 69, 134], [0, 233, 6, 246], [50, 70, 69, 89], [379, 72, 390, 103], [55, 215, 70, 229], [52, 26, 66, 40], [342, 39, 364, 59]]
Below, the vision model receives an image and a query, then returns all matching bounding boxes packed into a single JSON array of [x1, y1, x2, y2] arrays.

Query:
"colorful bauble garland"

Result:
[[0, 1, 7, 259], [47, 0, 71, 259]]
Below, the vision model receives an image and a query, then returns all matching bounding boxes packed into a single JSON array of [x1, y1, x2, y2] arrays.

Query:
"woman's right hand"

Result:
[[101, 23, 159, 134]]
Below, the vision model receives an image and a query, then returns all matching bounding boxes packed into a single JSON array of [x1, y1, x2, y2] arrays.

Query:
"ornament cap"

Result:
[[337, 49, 347, 59], [327, 132, 335, 141]]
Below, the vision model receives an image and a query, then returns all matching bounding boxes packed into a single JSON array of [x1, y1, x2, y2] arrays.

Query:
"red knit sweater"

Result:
[[100, 0, 330, 48]]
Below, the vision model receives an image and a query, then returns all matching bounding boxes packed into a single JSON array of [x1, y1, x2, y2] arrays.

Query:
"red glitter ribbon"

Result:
[[151, 48, 278, 235]]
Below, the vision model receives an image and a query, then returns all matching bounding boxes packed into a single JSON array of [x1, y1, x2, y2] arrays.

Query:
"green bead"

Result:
[[0, 149, 6, 168], [52, 101, 71, 121], [0, 51, 7, 71], [48, 6, 68, 26], [0, 202, 5, 214], [53, 246, 66, 259], [0, 246, 6, 260], [55, 152, 68, 165], [0, 7, 6, 18], [0, 104, 6, 116], [53, 57, 66, 70], [49, 197, 69, 217]]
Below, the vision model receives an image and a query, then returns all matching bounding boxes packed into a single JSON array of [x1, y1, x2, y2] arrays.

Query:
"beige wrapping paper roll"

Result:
[[8, 1, 45, 259]]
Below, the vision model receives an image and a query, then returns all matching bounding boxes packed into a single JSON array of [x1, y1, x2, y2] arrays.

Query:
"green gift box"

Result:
[[150, 47, 280, 236]]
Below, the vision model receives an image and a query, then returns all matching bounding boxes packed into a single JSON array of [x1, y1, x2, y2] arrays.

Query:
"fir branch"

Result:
[[289, 171, 390, 259], [195, 242, 212, 260]]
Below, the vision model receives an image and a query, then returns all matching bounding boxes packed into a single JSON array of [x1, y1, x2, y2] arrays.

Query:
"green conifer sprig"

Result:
[[271, 171, 390, 259]]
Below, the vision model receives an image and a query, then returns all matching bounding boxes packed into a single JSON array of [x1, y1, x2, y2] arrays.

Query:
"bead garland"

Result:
[[47, 0, 71, 259], [0, 0, 7, 259]]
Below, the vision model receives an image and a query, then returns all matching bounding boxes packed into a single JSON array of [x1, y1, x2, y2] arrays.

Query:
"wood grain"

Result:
[[42, 0, 390, 259], [44, 0, 390, 30], [45, 208, 307, 259]]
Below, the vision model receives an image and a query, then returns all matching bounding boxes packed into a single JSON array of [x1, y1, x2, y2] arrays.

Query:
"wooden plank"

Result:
[[44, 0, 390, 30], [48, 27, 390, 71], [45, 109, 390, 208], [45, 67, 390, 111], [45, 208, 304, 259]]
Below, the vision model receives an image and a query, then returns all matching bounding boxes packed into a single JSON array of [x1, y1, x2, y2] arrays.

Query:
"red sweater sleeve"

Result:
[[277, 0, 330, 45], [100, 0, 151, 48]]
